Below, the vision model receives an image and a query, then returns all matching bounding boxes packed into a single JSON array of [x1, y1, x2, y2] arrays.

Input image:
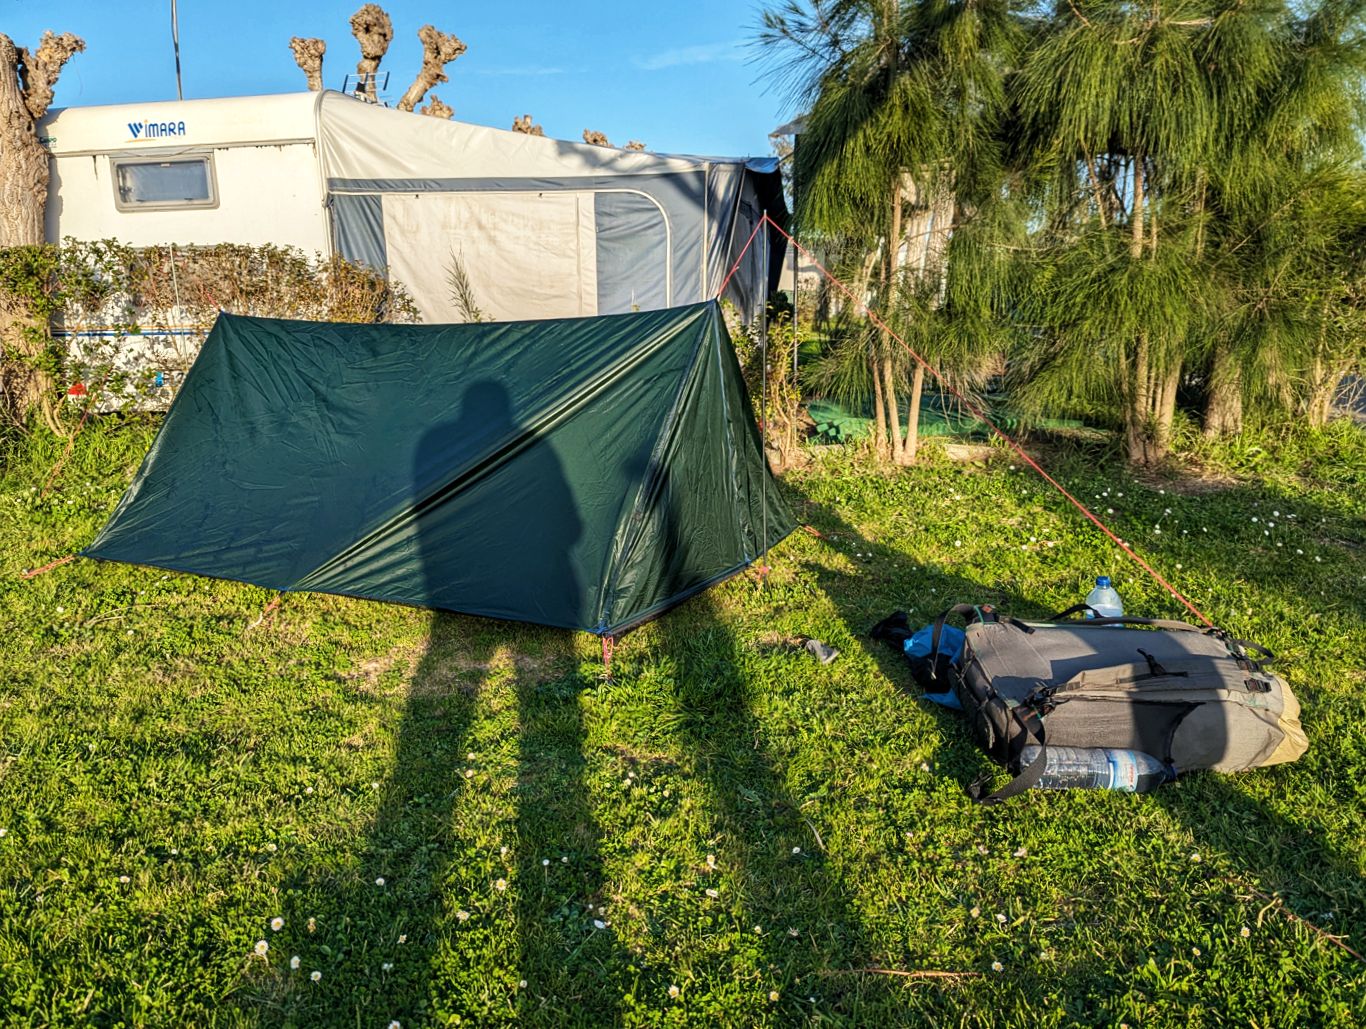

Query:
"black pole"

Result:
[[760, 214, 770, 573], [171, 0, 184, 101]]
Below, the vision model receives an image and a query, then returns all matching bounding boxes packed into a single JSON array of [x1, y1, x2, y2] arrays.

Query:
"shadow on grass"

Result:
[[792, 476, 1365, 980], [656, 587, 914, 1018]]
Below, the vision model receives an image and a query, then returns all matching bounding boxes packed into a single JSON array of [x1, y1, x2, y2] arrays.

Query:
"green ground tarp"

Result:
[[85, 301, 794, 635]]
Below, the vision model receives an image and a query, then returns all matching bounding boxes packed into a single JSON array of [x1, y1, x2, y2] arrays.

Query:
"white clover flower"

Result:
[[788, 928, 799, 937], [996, 913, 1007, 924], [254, 940, 269, 956], [0, 828, 7, 837], [991, 961, 1003, 973], [668, 985, 680, 999], [969, 906, 981, 918], [290, 955, 300, 970], [311, 970, 322, 982], [542, 858, 550, 867], [169, 847, 177, 855], [560, 856, 568, 864], [753, 925, 763, 934], [791, 846, 801, 855], [705, 888, 719, 899], [495, 878, 507, 891], [593, 919, 606, 930], [266, 843, 277, 853], [976, 845, 988, 855], [519, 979, 527, 988], [500, 846, 508, 856], [397, 934, 406, 944], [920, 761, 930, 772], [456, 910, 469, 922], [305, 786, 314, 795], [371, 782, 379, 789], [271, 917, 284, 931], [466, 752, 475, 761], [375, 877, 386, 887], [118, 875, 130, 884]]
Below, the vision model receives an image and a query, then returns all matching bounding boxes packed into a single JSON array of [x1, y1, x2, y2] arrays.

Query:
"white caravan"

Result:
[[40, 90, 785, 324]]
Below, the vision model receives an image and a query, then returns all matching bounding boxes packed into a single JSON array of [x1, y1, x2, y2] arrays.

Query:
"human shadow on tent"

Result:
[[407, 380, 625, 1020], [260, 381, 623, 1023]]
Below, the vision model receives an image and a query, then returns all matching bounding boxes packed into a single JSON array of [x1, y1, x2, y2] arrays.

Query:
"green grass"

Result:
[[1, 420, 1364, 1026]]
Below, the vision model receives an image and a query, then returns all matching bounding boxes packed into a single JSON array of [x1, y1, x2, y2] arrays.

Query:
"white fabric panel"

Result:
[[382, 191, 598, 323], [319, 92, 701, 182]]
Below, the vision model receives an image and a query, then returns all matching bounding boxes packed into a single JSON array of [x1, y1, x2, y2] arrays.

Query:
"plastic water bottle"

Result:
[[1020, 745, 1173, 792], [1085, 576, 1124, 620]]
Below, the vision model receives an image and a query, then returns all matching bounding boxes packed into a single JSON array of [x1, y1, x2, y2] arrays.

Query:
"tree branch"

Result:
[[19, 30, 85, 121], [349, 3, 393, 102], [420, 94, 453, 119], [289, 37, 326, 92], [396, 25, 466, 112]]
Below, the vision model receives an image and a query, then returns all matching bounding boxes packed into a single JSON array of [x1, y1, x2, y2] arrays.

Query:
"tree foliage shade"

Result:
[[762, 0, 1366, 463]]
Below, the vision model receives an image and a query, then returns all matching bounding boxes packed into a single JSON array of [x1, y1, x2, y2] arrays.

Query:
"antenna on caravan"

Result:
[[171, 0, 184, 100]]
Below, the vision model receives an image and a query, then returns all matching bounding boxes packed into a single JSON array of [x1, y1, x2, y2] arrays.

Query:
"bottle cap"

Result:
[[1096, 576, 1111, 587]]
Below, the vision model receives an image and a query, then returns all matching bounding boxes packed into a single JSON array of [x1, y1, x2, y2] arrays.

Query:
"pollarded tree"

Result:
[[761, 0, 1020, 463], [0, 30, 84, 247], [0, 29, 84, 434]]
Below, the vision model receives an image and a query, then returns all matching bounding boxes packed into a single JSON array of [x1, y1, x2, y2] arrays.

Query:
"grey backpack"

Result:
[[931, 605, 1309, 802]]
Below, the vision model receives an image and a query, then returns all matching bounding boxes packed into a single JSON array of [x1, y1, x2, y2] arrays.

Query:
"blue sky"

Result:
[[10, 0, 799, 156]]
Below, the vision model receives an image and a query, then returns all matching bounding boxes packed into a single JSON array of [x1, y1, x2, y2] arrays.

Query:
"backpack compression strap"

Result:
[[967, 702, 1048, 804]]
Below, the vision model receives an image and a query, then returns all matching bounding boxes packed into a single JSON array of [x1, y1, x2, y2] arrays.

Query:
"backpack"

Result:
[[926, 604, 1309, 802]]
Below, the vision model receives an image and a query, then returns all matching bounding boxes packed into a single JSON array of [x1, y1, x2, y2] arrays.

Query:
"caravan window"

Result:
[[112, 155, 217, 211]]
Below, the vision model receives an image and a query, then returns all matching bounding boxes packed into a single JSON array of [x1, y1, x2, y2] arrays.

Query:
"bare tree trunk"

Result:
[[1154, 364, 1179, 455], [1305, 352, 1348, 429], [1086, 153, 1107, 229], [349, 4, 393, 102], [396, 25, 466, 113], [289, 37, 326, 91], [882, 355, 902, 463], [1203, 344, 1243, 437], [903, 363, 925, 464], [1126, 155, 1153, 464], [1, 31, 84, 247], [0, 30, 83, 433], [883, 182, 905, 464], [871, 356, 887, 453]]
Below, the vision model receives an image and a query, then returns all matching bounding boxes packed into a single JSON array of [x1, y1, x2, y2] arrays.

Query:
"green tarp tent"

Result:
[[85, 301, 794, 635]]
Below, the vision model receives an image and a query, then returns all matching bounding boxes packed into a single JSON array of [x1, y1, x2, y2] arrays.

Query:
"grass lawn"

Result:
[[1, 420, 1364, 1026]]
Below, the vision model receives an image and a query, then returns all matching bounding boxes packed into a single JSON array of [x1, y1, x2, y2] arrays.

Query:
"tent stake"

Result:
[[601, 634, 615, 680]]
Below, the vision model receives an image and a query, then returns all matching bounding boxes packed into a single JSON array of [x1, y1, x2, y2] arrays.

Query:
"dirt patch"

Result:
[[343, 641, 423, 694]]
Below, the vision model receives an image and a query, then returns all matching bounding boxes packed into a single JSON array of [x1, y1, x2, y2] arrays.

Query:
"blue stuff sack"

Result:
[[904, 623, 964, 709]]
